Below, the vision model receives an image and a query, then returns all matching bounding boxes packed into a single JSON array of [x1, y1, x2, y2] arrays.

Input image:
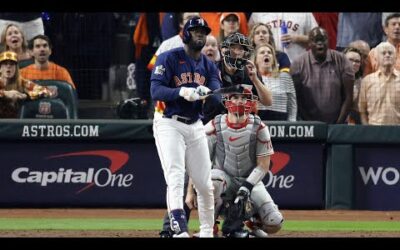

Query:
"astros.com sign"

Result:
[[11, 167, 134, 188]]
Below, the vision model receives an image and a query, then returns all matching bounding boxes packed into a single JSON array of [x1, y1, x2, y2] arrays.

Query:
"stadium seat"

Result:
[[31, 80, 78, 119], [19, 98, 69, 119]]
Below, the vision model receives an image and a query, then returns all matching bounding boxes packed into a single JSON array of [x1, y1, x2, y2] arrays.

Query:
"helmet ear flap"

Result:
[[183, 30, 191, 44]]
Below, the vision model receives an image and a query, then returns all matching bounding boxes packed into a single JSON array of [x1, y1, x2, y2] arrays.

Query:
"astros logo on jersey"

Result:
[[173, 72, 206, 86]]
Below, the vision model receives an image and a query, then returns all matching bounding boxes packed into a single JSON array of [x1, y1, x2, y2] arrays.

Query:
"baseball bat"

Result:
[[206, 84, 244, 95]]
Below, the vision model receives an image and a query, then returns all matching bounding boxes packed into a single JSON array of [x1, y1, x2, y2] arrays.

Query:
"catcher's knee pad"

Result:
[[211, 169, 227, 182], [211, 169, 227, 218], [211, 169, 227, 197], [258, 202, 284, 234]]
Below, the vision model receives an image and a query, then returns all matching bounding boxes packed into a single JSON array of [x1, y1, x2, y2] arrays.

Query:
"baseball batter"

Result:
[[151, 17, 221, 238], [147, 12, 202, 239], [204, 87, 284, 237]]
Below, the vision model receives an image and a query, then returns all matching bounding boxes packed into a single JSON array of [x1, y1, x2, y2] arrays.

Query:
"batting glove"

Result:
[[196, 85, 211, 97], [179, 87, 200, 102]]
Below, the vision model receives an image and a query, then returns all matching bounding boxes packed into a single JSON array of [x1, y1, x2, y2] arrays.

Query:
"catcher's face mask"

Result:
[[224, 89, 257, 118], [222, 33, 253, 70]]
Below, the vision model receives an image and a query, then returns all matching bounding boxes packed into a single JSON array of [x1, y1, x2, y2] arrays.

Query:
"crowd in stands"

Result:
[[134, 12, 400, 125], [0, 12, 399, 125], [0, 14, 77, 119]]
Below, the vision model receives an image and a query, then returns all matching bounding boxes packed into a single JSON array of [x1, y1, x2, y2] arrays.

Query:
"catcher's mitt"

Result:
[[221, 199, 254, 235]]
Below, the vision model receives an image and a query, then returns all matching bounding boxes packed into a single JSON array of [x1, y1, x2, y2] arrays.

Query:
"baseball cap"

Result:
[[0, 51, 18, 63], [220, 12, 240, 24]]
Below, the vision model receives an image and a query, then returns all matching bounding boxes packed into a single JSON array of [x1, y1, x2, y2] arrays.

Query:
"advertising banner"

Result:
[[0, 142, 165, 207], [354, 146, 400, 210], [0, 120, 327, 208], [263, 143, 325, 209], [0, 141, 325, 208]]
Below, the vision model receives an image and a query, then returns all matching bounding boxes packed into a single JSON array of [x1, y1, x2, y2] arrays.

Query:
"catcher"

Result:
[[200, 85, 283, 237]]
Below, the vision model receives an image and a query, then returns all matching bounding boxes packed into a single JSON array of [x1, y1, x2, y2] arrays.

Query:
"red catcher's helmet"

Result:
[[224, 87, 258, 117]]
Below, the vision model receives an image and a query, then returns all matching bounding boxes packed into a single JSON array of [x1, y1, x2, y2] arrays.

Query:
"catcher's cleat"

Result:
[[159, 230, 173, 238], [223, 229, 250, 238], [245, 220, 268, 238]]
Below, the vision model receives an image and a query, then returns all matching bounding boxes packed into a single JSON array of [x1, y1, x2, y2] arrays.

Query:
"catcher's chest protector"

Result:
[[214, 114, 260, 178]]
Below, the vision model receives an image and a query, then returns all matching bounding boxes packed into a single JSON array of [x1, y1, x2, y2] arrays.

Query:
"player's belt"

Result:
[[163, 115, 198, 125]]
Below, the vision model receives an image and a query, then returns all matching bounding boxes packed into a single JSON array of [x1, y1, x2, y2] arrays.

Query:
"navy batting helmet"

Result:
[[182, 17, 211, 44]]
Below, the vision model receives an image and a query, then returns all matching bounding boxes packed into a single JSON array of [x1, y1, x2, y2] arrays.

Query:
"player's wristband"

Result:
[[242, 181, 254, 193], [245, 166, 267, 190]]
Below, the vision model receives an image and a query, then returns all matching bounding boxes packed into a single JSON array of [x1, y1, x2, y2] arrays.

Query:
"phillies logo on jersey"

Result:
[[174, 72, 206, 86]]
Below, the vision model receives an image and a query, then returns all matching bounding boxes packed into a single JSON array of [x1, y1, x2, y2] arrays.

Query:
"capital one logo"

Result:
[[11, 150, 133, 194], [359, 166, 399, 185], [264, 151, 294, 189]]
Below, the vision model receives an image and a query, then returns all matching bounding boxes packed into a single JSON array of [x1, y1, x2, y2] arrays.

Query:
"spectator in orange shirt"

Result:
[[201, 12, 248, 38], [20, 34, 75, 89], [218, 12, 241, 44]]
